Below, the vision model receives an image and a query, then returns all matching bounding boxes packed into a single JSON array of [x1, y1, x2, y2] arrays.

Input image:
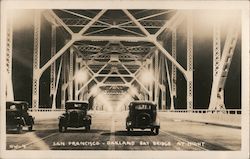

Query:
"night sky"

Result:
[[11, 10, 241, 109]]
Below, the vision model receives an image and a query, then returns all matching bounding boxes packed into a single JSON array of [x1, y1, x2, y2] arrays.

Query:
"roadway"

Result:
[[6, 111, 241, 150]]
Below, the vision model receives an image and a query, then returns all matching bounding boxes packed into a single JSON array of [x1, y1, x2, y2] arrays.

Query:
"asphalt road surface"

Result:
[[6, 111, 241, 150]]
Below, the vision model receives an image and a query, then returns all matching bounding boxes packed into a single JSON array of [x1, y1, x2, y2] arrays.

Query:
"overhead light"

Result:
[[75, 69, 88, 83], [139, 69, 154, 85]]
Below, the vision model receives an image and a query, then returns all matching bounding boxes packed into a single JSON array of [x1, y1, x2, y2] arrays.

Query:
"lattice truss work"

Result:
[[6, 9, 239, 111]]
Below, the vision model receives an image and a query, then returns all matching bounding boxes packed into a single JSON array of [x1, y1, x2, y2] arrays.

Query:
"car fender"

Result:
[[86, 115, 92, 120], [29, 116, 35, 124], [58, 115, 66, 124], [152, 118, 160, 127]]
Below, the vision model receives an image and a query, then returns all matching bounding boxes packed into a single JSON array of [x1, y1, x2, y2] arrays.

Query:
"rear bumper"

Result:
[[6, 124, 20, 130], [127, 124, 160, 129], [62, 119, 91, 128]]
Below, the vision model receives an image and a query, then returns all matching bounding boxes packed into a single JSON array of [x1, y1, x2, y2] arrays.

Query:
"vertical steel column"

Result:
[[209, 24, 238, 110], [61, 85, 66, 109], [50, 25, 57, 109], [147, 59, 151, 100], [165, 58, 175, 111], [186, 12, 193, 111], [149, 57, 154, 101], [52, 58, 63, 109], [160, 54, 166, 110], [154, 49, 159, 108], [171, 28, 177, 97], [82, 61, 88, 101], [68, 47, 74, 100], [75, 57, 81, 100], [6, 12, 14, 101], [213, 23, 221, 78], [61, 55, 67, 109], [32, 11, 41, 110], [79, 61, 84, 100]]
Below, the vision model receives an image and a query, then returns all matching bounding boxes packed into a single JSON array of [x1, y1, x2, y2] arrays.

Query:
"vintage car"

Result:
[[126, 101, 160, 135], [58, 100, 92, 132], [6, 101, 34, 133]]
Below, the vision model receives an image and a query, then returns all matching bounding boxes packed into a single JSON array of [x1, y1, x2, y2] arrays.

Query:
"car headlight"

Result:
[[127, 121, 132, 125]]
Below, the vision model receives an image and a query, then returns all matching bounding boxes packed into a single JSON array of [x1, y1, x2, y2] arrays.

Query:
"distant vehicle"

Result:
[[126, 101, 160, 135], [6, 101, 34, 133], [58, 100, 92, 132]]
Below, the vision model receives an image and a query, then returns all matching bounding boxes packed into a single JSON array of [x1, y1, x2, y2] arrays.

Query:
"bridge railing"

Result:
[[29, 108, 65, 112], [160, 109, 241, 115], [28, 108, 242, 114]]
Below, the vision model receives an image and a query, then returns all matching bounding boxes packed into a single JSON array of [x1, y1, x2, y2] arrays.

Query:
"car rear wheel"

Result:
[[127, 128, 132, 134], [86, 125, 90, 131], [17, 125, 22, 133], [59, 125, 67, 132], [151, 128, 154, 133], [59, 125, 63, 132], [155, 128, 159, 135], [28, 125, 33, 131]]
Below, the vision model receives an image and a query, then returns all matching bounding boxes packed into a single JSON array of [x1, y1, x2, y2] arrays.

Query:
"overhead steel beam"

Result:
[[43, 11, 60, 27], [78, 10, 107, 35], [154, 11, 184, 37], [61, 9, 111, 27], [76, 60, 112, 96], [116, 27, 145, 37], [62, 18, 169, 29], [152, 40, 187, 76], [85, 27, 113, 36], [123, 9, 187, 76], [74, 35, 149, 42], [119, 61, 151, 95], [49, 10, 74, 35], [123, 9, 150, 36], [40, 10, 106, 75], [119, 10, 173, 27]]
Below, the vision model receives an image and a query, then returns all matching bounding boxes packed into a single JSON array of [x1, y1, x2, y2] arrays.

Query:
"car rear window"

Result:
[[135, 104, 151, 110], [66, 103, 88, 109]]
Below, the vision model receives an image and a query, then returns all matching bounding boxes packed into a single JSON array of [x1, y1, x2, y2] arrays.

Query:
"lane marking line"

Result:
[[108, 116, 116, 150], [17, 132, 59, 150]]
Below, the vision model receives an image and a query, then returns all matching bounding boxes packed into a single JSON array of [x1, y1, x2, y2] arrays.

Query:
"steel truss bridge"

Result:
[[5, 9, 240, 114]]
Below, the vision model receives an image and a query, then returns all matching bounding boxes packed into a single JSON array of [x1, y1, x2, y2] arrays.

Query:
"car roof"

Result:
[[66, 100, 89, 104], [6, 101, 29, 105], [130, 101, 156, 105]]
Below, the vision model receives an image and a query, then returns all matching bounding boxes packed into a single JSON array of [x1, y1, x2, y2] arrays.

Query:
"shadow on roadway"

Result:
[[6, 129, 35, 134], [59, 129, 109, 134], [101, 130, 156, 136]]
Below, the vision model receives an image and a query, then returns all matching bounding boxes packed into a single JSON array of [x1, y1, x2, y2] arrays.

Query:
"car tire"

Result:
[[155, 128, 159, 135], [17, 125, 22, 133], [28, 125, 33, 131], [127, 128, 131, 132], [151, 128, 154, 133], [86, 126, 90, 131], [59, 125, 63, 132]]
